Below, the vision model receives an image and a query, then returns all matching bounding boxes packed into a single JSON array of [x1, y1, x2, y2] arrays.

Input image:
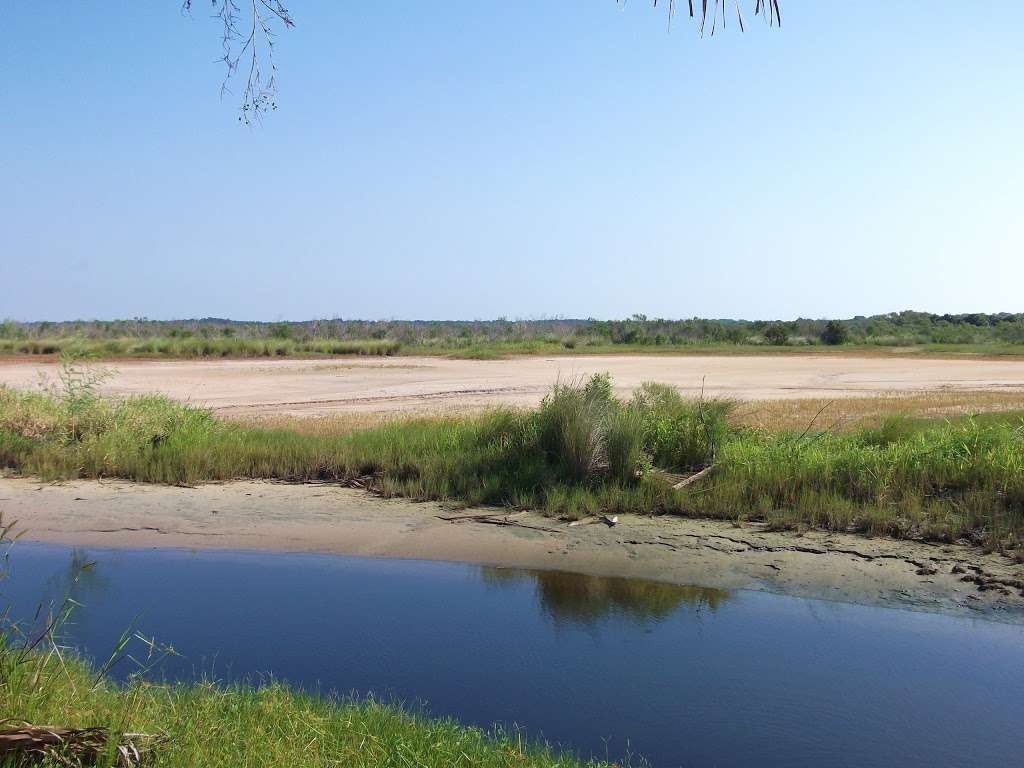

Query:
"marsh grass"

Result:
[[1, 660, 624, 768], [1, 374, 1022, 551], [0, 337, 401, 360], [6, 334, 1024, 362]]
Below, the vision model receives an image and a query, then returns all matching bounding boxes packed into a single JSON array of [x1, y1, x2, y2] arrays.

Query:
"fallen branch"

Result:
[[437, 512, 513, 523], [672, 464, 716, 489], [0, 726, 163, 766], [343, 475, 384, 495], [437, 512, 560, 534], [474, 518, 563, 534]]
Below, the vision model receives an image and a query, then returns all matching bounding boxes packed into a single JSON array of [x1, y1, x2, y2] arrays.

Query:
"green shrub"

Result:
[[764, 324, 790, 346], [630, 383, 734, 469], [268, 323, 294, 340], [820, 320, 850, 345], [859, 415, 923, 447]]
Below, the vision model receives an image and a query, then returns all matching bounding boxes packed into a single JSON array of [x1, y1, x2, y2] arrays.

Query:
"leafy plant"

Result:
[[764, 324, 790, 346], [820, 320, 850, 345]]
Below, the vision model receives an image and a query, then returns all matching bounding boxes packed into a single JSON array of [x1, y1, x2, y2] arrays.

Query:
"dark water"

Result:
[[2, 544, 1022, 767]]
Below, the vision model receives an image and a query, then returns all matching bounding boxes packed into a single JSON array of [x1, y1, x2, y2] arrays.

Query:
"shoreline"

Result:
[[2, 477, 1022, 623]]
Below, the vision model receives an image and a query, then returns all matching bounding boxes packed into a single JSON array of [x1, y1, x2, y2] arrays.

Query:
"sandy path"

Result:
[[2, 478, 1021, 622], [2, 355, 1023, 416]]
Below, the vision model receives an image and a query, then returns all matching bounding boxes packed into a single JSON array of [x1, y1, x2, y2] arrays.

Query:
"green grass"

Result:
[[1, 375, 1022, 552], [0, 649, 625, 768]]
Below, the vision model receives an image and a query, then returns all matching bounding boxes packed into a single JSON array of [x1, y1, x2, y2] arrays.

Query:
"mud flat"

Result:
[[2, 477, 1021, 622], [0, 354, 1023, 416]]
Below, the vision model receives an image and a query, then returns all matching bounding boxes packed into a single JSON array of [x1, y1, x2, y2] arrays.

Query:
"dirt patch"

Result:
[[2, 477, 1021, 622]]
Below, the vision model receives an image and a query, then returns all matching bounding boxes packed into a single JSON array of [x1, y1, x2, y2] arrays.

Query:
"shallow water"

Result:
[[2, 544, 1022, 767]]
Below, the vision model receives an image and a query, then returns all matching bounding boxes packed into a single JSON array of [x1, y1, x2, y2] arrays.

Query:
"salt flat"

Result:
[[1, 354, 1023, 416]]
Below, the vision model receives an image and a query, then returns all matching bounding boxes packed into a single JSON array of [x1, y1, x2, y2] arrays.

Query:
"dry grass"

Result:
[[733, 390, 1024, 432], [228, 406, 490, 437], [228, 391, 1024, 438], [230, 411, 404, 436]]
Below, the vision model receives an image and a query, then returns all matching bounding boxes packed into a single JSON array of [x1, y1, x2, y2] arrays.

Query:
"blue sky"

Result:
[[2, 1, 1021, 321]]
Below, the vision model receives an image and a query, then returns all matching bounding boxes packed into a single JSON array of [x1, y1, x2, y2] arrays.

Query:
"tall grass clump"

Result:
[[534, 374, 719, 484], [537, 374, 616, 481], [630, 382, 734, 469]]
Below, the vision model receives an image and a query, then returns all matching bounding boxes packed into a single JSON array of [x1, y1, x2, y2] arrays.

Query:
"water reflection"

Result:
[[481, 567, 731, 624], [6, 548, 111, 640], [37, 548, 111, 605]]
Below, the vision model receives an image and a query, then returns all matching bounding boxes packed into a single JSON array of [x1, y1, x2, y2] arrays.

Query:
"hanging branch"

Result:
[[184, 1, 780, 122], [630, 0, 781, 35], [183, 0, 295, 123]]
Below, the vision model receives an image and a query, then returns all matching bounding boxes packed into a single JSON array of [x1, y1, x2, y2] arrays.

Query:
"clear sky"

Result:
[[2, 1, 1021, 322]]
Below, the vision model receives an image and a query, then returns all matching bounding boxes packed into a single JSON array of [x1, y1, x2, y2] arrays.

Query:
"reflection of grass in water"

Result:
[[56, 549, 108, 598], [482, 567, 731, 624]]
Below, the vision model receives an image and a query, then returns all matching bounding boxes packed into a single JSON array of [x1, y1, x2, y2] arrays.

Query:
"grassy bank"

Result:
[[1, 373, 1022, 554], [0, 649, 621, 768]]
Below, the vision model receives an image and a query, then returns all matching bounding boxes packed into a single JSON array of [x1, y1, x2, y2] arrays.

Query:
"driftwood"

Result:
[[568, 514, 617, 528], [671, 464, 716, 490], [437, 511, 523, 522], [437, 511, 561, 534], [476, 518, 562, 534], [344, 475, 380, 493], [0, 726, 162, 766]]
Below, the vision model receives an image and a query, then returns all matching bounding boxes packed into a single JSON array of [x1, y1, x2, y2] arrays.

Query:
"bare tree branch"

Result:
[[183, 0, 294, 124], [183, 2, 779, 122], [632, 0, 781, 35]]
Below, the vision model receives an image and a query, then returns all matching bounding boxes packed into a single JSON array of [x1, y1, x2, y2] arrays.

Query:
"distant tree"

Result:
[[722, 326, 748, 344], [0, 321, 24, 340], [268, 322, 293, 340], [764, 324, 790, 346], [820, 320, 849, 346], [185, 1, 780, 121]]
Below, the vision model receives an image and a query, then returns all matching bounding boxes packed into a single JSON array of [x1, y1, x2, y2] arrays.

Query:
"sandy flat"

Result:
[[2, 354, 1023, 416], [2, 478, 1021, 622]]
